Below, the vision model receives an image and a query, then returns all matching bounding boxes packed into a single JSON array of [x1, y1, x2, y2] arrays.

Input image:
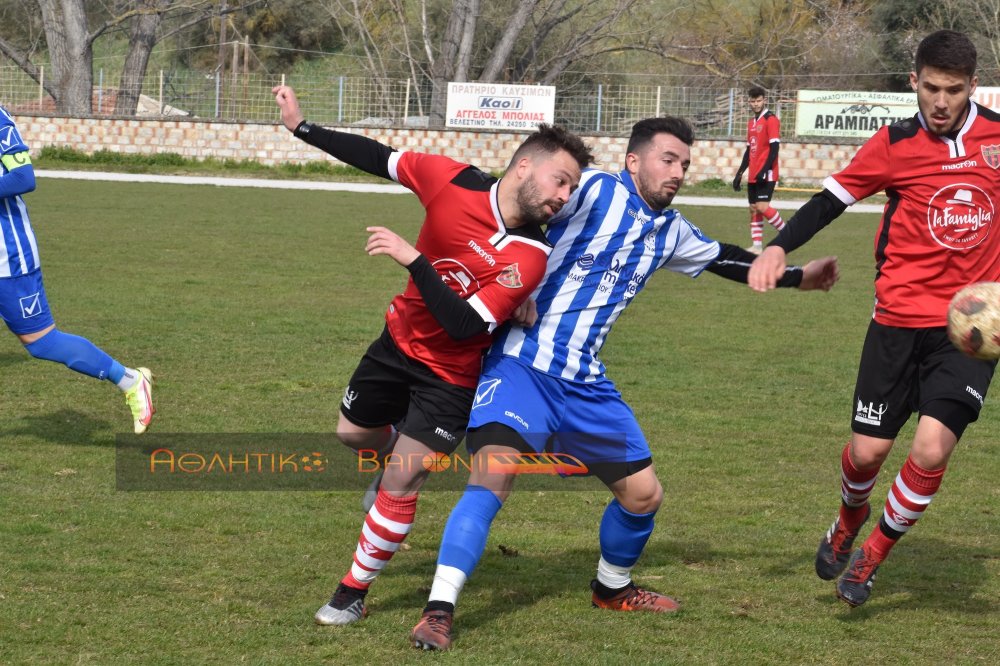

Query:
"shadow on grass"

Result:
[[3, 408, 113, 446], [824, 536, 999, 618], [367, 541, 698, 634], [0, 351, 29, 368]]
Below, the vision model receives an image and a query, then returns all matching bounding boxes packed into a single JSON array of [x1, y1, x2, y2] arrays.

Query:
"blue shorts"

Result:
[[0, 269, 54, 335], [466, 354, 651, 466]]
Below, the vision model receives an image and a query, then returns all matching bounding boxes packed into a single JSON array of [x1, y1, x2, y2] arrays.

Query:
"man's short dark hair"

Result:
[[509, 124, 594, 170], [915, 30, 977, 78], [748, 86, 766, 98], [626, 116, 694, 155]]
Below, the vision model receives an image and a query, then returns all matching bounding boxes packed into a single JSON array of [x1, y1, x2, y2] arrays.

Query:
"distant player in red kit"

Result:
[[733, 86, 784, 254], [272, 84, 594, 625], [749, 30, 1000, 607]]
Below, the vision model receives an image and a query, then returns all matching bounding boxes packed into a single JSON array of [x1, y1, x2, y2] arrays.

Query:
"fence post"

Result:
[[596, 84, 602, 132], [98, 69, 103, 114], [214, 71, 221, 118], [338, 76, 344, 123], [159, 70, 164, 115], [655, 85, 661, 117], [727, 88, 735, 136], [39, 66, 44, 108], [403, 78, 411, 125], [280, 74, 285, 121]]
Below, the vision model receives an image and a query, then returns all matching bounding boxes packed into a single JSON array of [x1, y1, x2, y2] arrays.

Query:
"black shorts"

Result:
[[851, 320, 996, 439], [339, 327, 475, 454], [747, 181, 776, 203]]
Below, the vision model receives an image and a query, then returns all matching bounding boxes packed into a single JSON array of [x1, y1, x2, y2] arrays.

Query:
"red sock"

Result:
[[342, 488, 417, 589], [839, 443, 879, 532], [865, 455, 945, 561], [764, 207, 785, 230], [750, 213, 764, 244]]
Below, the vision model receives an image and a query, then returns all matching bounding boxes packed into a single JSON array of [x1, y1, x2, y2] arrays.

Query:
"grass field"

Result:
[[1, 178, 997, 665]]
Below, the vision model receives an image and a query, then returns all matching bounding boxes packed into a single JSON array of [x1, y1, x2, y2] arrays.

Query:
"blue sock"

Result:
[[25, 329, 125, 383], [599, 499, 655, 568], [437, 485, 504, 576]]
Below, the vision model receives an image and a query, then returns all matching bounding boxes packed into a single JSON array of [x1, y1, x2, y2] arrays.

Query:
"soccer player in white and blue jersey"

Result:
[[0, 106, 154, 433], [410, 117, 840, 650]]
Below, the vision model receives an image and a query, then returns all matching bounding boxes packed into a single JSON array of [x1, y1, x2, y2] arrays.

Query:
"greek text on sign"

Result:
[[796, 90, 918, 138], [446, 82, 556, 130]]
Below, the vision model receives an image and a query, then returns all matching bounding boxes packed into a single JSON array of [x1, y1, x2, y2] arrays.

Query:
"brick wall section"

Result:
[[17, 115, 863, 186]]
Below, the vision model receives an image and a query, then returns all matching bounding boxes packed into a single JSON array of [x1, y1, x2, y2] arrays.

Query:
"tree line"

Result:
[[1, 0, 997, 122]]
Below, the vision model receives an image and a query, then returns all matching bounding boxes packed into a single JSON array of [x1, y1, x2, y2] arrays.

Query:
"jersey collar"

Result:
[[917, 101, 978, 158]]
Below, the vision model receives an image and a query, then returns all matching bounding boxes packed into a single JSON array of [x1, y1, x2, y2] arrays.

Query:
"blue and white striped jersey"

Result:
[[0, 106, 39, 278], [490, 168, 721, 382]]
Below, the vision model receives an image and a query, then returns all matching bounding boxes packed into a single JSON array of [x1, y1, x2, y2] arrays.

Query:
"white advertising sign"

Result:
[[796, 90, 917, 138], [445, 82, 555, 130], [972, 86, 1000, 113]]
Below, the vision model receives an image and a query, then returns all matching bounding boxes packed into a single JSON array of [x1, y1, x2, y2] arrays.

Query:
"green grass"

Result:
[[0, 180, 997, 664]]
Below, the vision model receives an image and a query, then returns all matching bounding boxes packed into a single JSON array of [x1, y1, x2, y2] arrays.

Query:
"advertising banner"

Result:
[[445, 82, 556, 130], [796, 90, 917, 138]]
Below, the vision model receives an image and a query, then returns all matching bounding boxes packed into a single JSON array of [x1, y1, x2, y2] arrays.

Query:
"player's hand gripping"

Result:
[[798, 256, 840, 292], [366, 226, 420, 267], [511, 298, 538, 328], [272, 85, 305, 132], [748, 245, 788, 292]]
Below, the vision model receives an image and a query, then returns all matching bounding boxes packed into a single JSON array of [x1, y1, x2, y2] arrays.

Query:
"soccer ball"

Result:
[[947, 282, 1000, 360]]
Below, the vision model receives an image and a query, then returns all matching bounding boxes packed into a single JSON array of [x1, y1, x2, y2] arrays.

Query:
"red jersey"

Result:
[[826, 102, 1000, 328], [747, 110, 780, 183], [385, 151, 551, 387]]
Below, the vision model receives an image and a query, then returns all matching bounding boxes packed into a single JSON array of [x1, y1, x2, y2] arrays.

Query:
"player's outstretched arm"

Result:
[[272, 85, 305, 132], [797, 256, 839, 292], [366, 226, 419, 266], [366, 226, 490, 340], [748, 246, 787, 292]]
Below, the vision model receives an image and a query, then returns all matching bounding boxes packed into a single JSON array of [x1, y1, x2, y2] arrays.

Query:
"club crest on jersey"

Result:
[[981, 144, 1000, 169], [926, 183, 993, 250], [496, 263, 523, 288]]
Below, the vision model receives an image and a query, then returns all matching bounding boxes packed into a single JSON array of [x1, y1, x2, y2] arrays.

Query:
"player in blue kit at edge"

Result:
[[409, 116, 841, 650], [0, 106, 154, 433]]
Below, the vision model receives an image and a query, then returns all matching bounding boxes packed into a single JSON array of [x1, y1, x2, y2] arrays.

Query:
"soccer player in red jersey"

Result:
[[749, 30, 999, 607], [272, 85, 593, 625], [732, 86, 784, 254]]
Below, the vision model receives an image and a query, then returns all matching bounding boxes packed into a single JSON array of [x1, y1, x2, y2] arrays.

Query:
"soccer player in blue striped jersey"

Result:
[[0, 106, 154, 434], [410, 116, 840, 650]]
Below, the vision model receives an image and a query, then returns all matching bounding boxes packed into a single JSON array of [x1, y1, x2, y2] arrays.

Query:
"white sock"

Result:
[[428, 564, 467, 606], [596, 557, 632, 590], [116, 368, 139, 391]]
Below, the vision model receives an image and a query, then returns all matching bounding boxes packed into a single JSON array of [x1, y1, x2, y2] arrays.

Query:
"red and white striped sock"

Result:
[[865, 455, 945, 561], [764, 206, 785, 231], [750, 213, 764, 245], [839, 443, 879, 532], [341, 488, 417, 590]]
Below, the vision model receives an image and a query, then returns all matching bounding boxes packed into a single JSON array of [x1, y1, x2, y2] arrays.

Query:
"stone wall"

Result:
[[17, 115, 863, 186]]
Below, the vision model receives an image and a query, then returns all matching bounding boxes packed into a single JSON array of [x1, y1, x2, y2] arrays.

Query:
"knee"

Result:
[[619, 479, 663, 515], [849, 443, 890, 470], [336, 414, 380, 451]]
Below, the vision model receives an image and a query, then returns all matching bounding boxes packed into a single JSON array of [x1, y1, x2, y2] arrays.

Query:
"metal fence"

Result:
[[0, 63, 804, 138]]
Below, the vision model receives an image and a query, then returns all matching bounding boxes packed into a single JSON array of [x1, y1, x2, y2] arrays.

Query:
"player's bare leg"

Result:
[[591, 464, 679, 612]]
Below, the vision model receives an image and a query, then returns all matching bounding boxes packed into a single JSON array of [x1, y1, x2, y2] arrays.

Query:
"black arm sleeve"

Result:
[[768, 189, 847, 253], [758, 142, 779, 178], [705, 243, 803, 288], [736, 148, 750, 174], [295, 121, 394, 179], [406, 255, 490, 340]]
